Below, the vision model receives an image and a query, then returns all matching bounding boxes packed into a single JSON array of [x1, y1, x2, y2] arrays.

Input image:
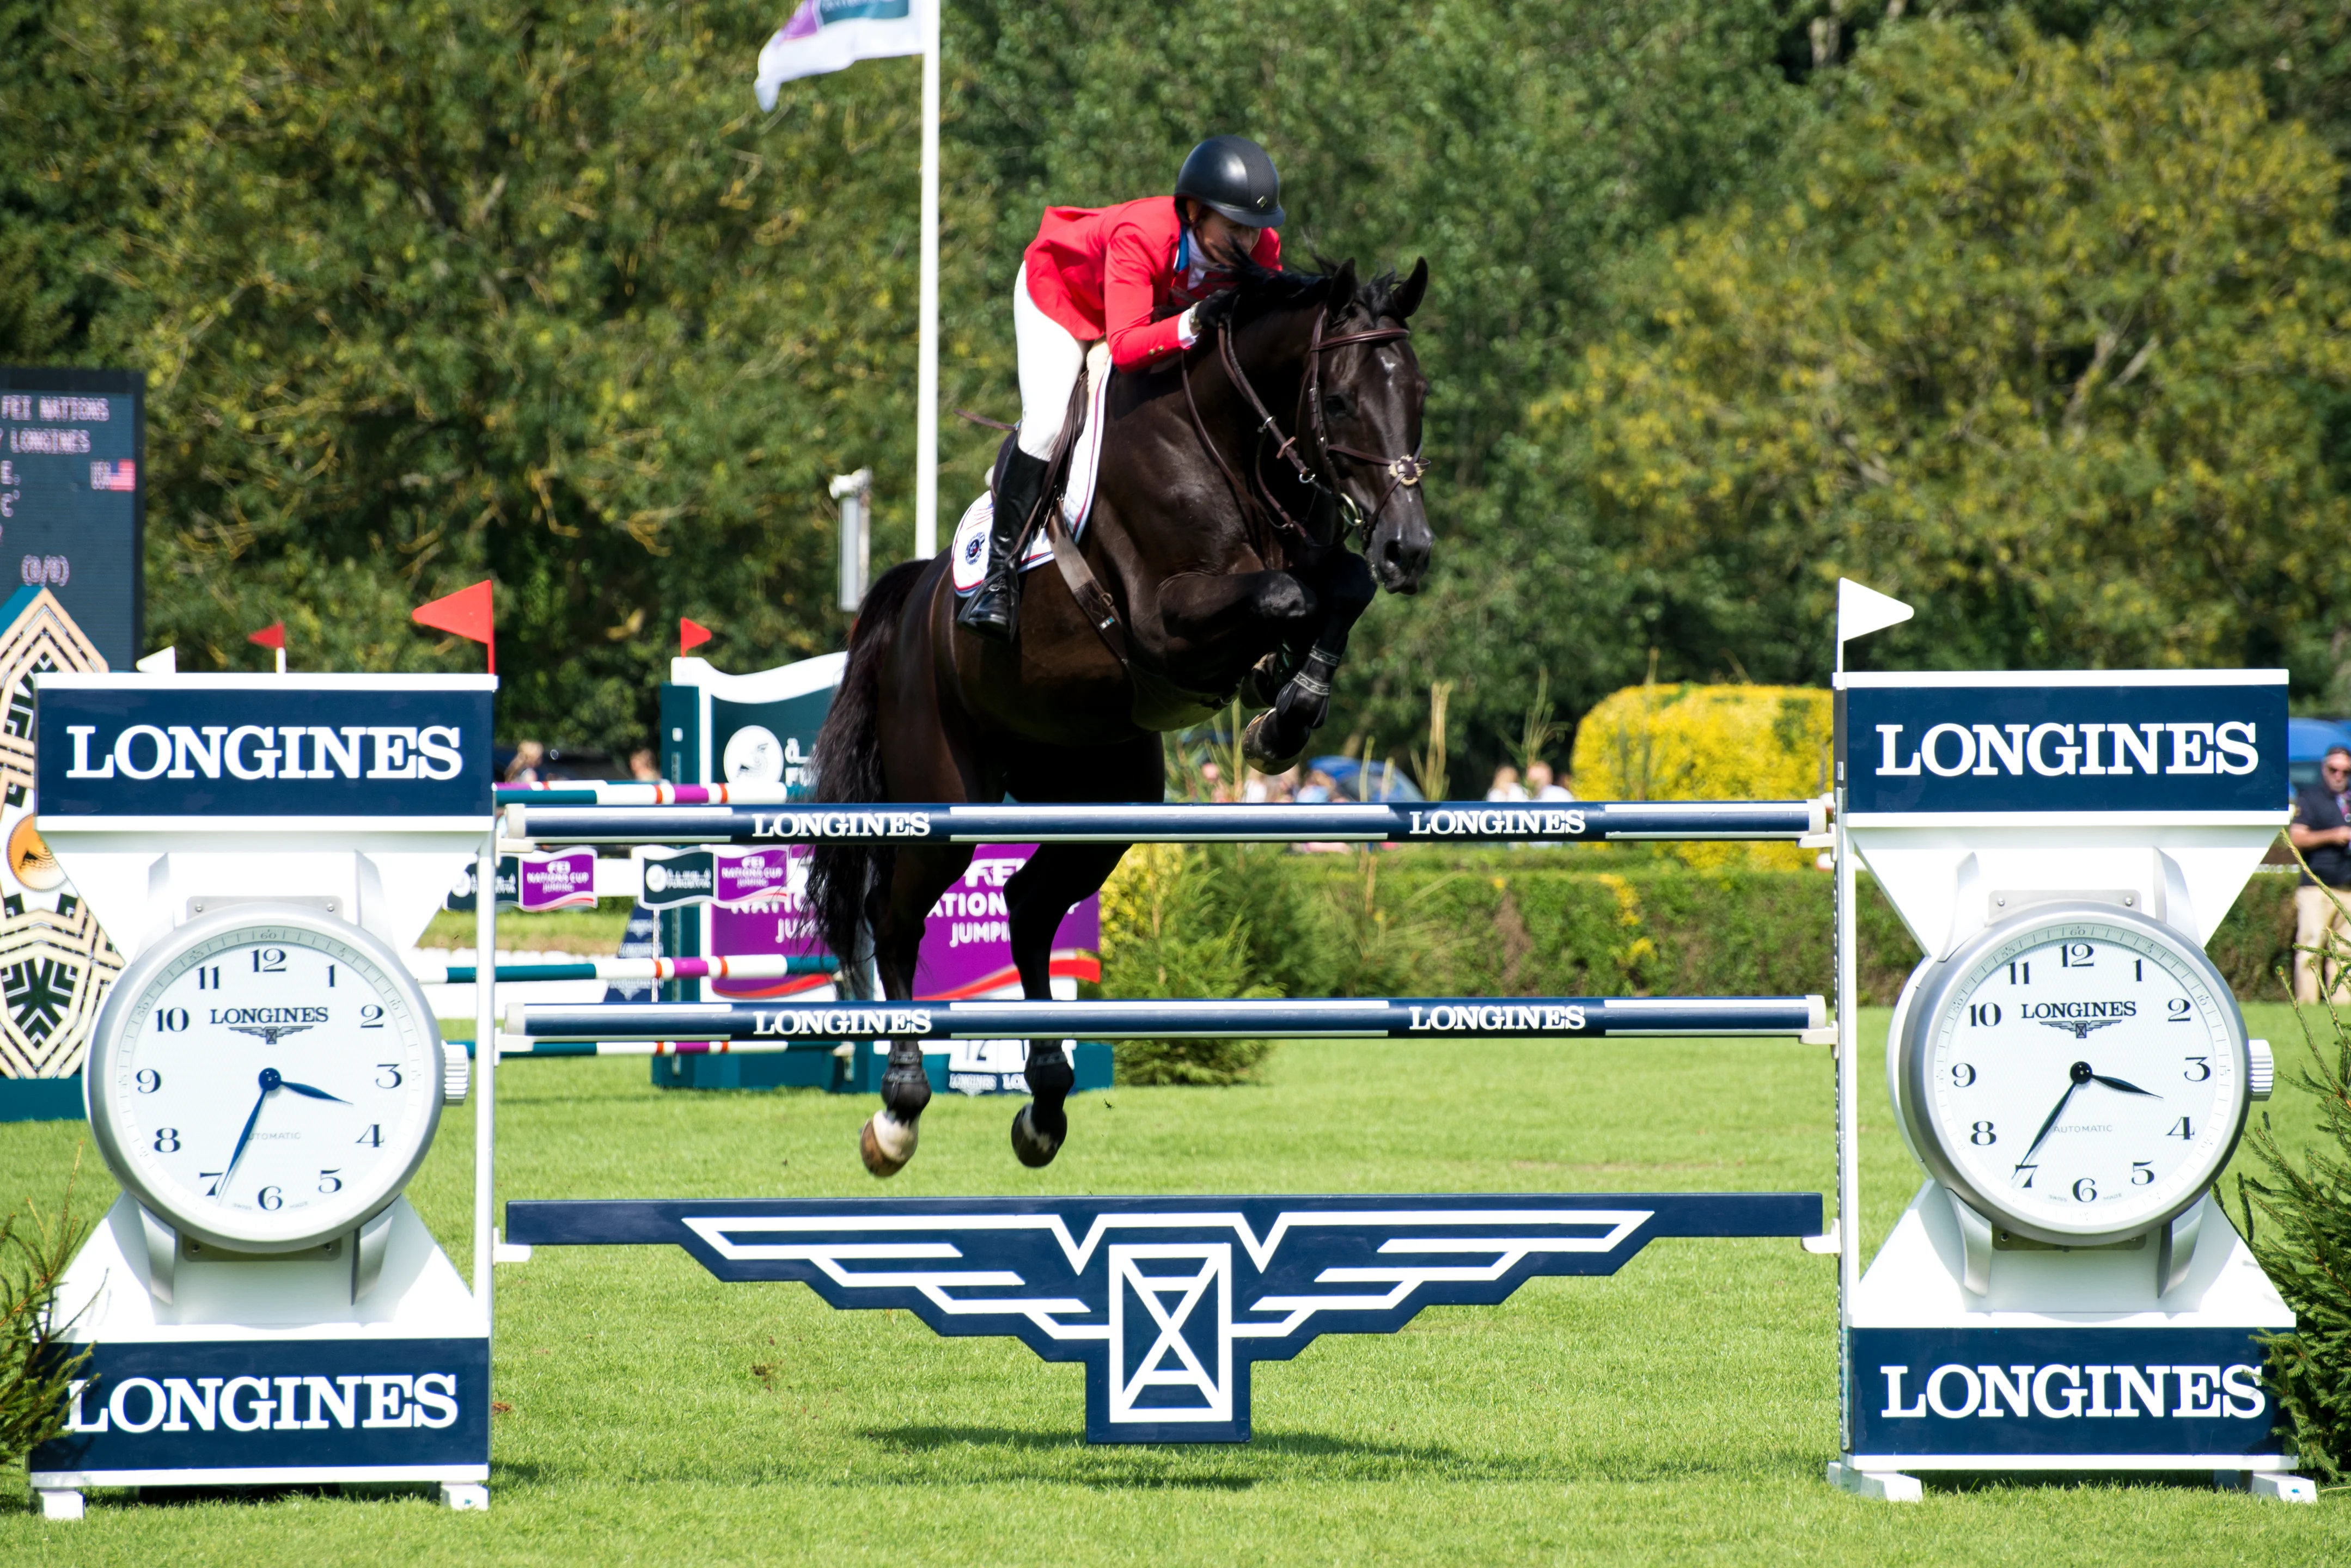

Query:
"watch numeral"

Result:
[[134, 1068, 160, 1093], [2183, 1057, 2210, 1081], [2167, 999, 2193, 1022], [195, 965, 221, 989], [2059, 942, 2094, 968], [2008, 961, 2031, 986], [2168, 1117, 2194, 1140], [2132, 1161, 2154, 1186], [1949, 1062, 1976, 1087], [153, 1008, 189, 1034], [360, 1005, 384, 1029], [2135, 959, 2145, 981], [356, 1124, 382, 1148], [2073, 1177, 2097, 1202], [258, 1186, 283, 1210], [326, 964, 335, 988], [1970, 1120, 1996, 1145], [375, 1063, 401, 1088], [200, 1170, 224, 1197], [1968, 1003, 2001, 1027], [152, 1127, 180, 1153], [2013, 1162, 2037, 1189], [253, 947, 287, 973], [317, 1168, 343, 1193]]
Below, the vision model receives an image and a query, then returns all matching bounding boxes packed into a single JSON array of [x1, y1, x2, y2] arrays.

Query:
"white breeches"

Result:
[[1013, 271, 1090, 460]]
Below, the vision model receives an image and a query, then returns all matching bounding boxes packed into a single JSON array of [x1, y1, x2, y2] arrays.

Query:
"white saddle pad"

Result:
[[952, 342, 1111, 596]]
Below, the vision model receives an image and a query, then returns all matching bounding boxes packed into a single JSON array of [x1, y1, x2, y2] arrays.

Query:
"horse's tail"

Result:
[[808, 560, 929, 982]]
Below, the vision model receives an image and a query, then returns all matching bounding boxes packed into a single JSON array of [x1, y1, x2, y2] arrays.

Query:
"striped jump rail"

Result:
[[502, 797, 1830, 848], [504, 994, 1830, 1045], [411, 954, 838, 986]]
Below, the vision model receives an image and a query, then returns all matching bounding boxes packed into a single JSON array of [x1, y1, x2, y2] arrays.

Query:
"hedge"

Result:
[[1100, 844, 2301, 1010]]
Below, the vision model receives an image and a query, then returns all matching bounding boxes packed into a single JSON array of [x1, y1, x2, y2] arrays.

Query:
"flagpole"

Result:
[[913, 0, 941, 559]]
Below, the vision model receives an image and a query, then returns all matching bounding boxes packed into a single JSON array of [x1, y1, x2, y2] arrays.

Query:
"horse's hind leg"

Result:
[[858, 843, 973, 1178], [1001, 839, 1131, 1167]]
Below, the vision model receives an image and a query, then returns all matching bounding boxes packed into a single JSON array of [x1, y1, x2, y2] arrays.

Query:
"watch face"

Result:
[[88, 905, 443, 1251], [1901, 905, 2246, 1244]]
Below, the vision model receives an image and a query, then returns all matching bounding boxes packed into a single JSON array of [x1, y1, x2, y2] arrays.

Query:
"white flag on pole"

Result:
[[756, 0, 931, 109], [1835, 577, 1913, 648]]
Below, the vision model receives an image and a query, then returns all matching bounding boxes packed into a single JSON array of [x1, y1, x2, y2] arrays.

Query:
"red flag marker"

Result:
[[414, 579, 496, 674], [680, 617, 713, 654], [248, 620, 288, 673]]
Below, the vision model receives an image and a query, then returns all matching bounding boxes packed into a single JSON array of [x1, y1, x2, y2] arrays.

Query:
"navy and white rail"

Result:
[[501, 797, 1828, 847], [504, 994, 1828, 1045]]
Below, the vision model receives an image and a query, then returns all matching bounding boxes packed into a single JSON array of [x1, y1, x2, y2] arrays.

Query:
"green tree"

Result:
[[1532, 17, 2351, 689]]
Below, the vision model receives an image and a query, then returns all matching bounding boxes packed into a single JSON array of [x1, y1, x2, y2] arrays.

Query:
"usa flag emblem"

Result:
[[88, 461, 135, 493]]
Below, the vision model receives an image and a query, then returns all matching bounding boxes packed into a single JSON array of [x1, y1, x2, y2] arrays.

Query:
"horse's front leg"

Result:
[[1242, 550, 1376, 772], [1155, 568, 1318, 658]]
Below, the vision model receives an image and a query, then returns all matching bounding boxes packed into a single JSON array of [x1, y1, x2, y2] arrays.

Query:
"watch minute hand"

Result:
[[2013, 1079, 2081, 1173], [219, 1084, 271, 1188]]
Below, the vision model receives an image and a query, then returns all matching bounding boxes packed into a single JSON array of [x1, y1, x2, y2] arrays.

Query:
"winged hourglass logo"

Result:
[[504, 1192, 1821, 1442]]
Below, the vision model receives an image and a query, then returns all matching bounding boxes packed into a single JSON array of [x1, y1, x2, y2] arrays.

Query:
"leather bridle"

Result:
[[1181, 304, 1424, 555]]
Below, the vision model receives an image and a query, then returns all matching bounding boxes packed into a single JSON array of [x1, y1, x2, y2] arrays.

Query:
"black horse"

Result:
[[811, 259, 1433, 1178]]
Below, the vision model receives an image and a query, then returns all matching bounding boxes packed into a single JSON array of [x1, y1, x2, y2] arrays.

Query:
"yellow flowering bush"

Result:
[[1570, 683, 1830, 868]]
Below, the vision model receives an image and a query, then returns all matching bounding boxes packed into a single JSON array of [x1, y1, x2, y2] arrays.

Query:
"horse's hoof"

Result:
[[860, 1110, 918, 1178], [1242, 711, 1308, 774], [1010, 1103, 1065, 1168]]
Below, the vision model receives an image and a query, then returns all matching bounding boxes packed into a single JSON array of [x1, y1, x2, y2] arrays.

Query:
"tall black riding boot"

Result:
[[957, 448, 1050, 644]]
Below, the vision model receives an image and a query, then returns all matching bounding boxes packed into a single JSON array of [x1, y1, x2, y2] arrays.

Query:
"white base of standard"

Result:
[[2250, 1473, 2318, 1503], [441, 1481, 490, 1511], [1827, 1461, 1922, 1502], [35, 1488, 84, 1520]]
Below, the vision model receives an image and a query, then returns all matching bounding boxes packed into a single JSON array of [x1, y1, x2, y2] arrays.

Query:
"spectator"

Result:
[[1294, 769, 1339, 805], [1486, 764, 1525, 802], [504, 739, 545, 785], [1526, 759, 1574, 801], [1244, 767, 1297, 804], [628, 748, 661, 783], [2289, 744, 2351, 1002]]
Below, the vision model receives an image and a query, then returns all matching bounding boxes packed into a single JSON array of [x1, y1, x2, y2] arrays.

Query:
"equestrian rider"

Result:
[[957, 134, 1285, 642]]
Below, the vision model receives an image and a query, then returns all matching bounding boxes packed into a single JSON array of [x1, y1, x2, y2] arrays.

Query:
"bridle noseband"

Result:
[[1181, 304, 1423, 554]]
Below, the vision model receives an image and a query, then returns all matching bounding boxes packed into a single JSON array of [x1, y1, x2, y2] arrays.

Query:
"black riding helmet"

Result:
[[1175, 135, 1285, 229]]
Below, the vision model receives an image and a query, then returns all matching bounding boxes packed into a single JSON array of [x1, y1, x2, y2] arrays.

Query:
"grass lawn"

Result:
[[1, 1003, 2346, 1563]]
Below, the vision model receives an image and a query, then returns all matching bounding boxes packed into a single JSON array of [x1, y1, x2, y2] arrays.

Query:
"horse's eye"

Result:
[[1323, 392, 1352, 418]]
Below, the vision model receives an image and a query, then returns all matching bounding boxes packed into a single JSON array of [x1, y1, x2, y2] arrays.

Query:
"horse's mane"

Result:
[[1190, 257, 1407, 335]]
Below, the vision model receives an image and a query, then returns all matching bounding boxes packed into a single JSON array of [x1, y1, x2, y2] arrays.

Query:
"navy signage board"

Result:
[[1837, 671, 2287, 817], [35, 675, 495, 825], [0, 366, 144, 670], [1848, 1327, 2280, 1463], [30, 1336, 490, 1482], [508, 1191, 1823, 1444]]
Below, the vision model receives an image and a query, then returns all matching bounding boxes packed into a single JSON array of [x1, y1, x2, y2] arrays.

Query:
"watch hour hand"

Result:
[[275, 1078, 349, 1105], [2089, 1073, 2159, 1098]]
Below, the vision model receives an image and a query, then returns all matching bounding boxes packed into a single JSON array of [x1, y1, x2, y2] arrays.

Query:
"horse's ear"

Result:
[[1332, 259, 1358, 309], [1395, 258, 1429, 320]]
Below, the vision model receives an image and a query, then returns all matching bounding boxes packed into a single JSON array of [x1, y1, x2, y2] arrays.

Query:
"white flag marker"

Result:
[[1835, 578, 1913, 670]]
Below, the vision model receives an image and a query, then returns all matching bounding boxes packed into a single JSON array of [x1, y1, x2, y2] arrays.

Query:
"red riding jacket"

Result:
[[1024, 197, 1283, 372]]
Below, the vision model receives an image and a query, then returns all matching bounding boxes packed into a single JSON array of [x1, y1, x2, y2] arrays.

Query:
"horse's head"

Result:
[[1314, 258, 1433, 593]]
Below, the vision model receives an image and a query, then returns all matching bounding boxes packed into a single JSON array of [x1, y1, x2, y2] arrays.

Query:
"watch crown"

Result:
[[444, 1046, 471, 1105], [2248, 1038, 2274, 1101]]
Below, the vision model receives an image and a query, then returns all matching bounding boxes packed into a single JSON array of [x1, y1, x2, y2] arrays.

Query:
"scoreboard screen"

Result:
[[0, 366, 143, 669]]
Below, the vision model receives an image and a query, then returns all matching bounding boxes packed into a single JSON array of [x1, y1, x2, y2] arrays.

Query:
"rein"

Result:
[[1180, 304, 1422, 556]]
